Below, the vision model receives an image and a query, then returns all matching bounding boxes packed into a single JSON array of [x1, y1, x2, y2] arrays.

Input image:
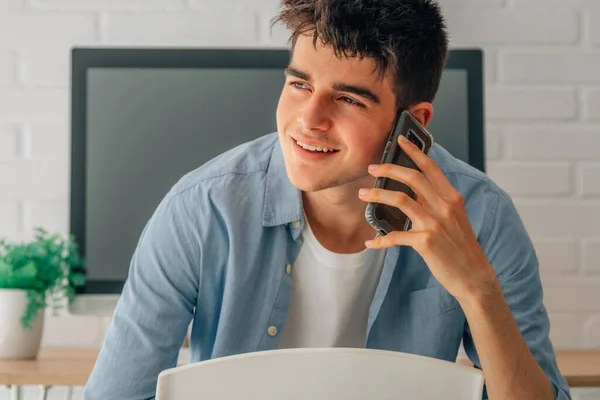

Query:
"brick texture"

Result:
[[486, 88, 577, 121], [504, 52, 600, 84], [507, 127, 600, 160], [584, 89, 600, 121], [0, 124, 20, 160], [443, 8, 578, 45], [104, 10, 258, 45], [0, 49, 17, 85], [21, 47, 70, 86], [0, 12, 97, 44], [533, 239, 580, 274], [486, 163, 571, 197]]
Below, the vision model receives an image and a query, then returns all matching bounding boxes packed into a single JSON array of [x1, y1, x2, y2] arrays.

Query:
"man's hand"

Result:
[[358, 135, 559, 399], [358, 135, 499, 303]]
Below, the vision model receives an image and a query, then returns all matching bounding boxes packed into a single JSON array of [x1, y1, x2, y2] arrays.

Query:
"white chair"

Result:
[[156, 347, 485, 400]]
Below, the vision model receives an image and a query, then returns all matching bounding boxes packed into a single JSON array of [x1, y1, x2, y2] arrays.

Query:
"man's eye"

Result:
[[292, 81, 308, 90], [341, 96, 365, 108]]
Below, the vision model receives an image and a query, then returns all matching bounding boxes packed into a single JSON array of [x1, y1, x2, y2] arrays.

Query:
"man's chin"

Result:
[[287, 173, 333, 192], [288, 177, 326, 193], [287, 171, 368, 193]]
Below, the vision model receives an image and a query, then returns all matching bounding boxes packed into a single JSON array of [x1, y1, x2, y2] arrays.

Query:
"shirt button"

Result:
[[292, 220, 301, 229], [285, 264, 292, 275], [267, 325, 278, 337]]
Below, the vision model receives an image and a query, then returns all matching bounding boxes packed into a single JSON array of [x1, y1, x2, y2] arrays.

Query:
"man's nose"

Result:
[[297, 95, 332, 132]]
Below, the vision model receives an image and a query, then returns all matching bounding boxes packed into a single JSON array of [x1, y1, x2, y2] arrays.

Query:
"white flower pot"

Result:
[[0, 289, 44, 360]]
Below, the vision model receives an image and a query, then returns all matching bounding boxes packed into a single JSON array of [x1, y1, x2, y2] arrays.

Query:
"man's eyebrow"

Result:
[[284, 67, 310, 81], [284, 67, 381, 105], [332, 82, 380, 105]]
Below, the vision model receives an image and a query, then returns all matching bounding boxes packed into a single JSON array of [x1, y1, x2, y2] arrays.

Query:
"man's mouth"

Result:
[[294, 139, 340, 153]]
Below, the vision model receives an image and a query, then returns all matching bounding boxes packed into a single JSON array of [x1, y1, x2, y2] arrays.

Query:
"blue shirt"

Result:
[[83, 133, 571, 400]]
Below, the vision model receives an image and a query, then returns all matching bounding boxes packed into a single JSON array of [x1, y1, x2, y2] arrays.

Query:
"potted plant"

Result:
[[0, 227, 85, 359]]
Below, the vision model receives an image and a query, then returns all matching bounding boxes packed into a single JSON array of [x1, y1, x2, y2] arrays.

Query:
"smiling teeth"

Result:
[[296, 140, 336, 153]]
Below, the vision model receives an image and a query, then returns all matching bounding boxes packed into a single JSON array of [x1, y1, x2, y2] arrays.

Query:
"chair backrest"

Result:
[[156, 348, 485, 400]]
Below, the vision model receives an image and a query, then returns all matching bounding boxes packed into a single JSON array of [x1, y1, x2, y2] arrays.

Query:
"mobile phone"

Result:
[[364, 110, 434, 236]]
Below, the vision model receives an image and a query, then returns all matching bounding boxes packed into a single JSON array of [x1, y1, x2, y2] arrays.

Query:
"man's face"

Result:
[[276, 34, 397, 193]]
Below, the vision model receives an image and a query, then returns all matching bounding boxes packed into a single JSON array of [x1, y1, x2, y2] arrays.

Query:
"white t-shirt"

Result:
[[278, 218, 386, 349]]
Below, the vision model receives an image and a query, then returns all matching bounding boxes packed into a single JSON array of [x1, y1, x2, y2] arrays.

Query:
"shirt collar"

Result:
[[262, 136, 304, 229]]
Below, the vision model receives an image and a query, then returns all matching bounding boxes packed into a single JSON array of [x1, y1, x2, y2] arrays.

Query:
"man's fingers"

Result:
[[365, 230, 430, 250], [397, 135, 458, 203], [359, 188, 430, 227], [367, 163, 446, 211]]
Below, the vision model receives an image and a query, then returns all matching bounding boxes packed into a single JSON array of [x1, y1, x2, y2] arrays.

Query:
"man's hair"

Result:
[[272, 0, 449, 109]]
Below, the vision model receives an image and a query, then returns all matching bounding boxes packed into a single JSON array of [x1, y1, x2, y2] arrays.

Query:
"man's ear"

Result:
[[408, 102, 434, 128]]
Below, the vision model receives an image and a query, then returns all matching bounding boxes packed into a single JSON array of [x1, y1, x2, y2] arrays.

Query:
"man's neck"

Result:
[[302, 181, 379, 254]]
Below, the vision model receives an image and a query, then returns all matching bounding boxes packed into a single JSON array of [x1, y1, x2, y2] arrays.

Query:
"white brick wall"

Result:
[[0, 124, 20, 160], [0, 50, 17, 84], [586, 90, 600, 120], [445, 8, 579, 45], [104, 11, 258, 45], [0, 12, 97, 44], [0, 0, 599, 399], [486, 87, 578, 121]]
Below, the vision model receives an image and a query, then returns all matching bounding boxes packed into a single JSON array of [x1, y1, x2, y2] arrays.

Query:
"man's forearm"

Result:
[[459, 286, 555, 400]]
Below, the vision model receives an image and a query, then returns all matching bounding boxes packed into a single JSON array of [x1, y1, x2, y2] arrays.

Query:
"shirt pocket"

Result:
[[402, 286, 460, 315]]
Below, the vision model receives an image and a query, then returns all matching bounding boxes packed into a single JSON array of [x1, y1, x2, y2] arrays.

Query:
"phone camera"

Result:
[[406, 129, 425, 151]]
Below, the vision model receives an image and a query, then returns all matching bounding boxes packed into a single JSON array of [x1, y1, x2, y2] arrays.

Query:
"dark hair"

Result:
[[272, 0, 449, 109]]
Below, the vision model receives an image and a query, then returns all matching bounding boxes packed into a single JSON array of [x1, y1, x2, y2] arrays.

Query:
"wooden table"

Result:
[[0, 348, 99, 388], [457, 349, 600, 388], [0, 348, 598, 398], [0, 348, 99, 400], [555, 350, 600, 388]]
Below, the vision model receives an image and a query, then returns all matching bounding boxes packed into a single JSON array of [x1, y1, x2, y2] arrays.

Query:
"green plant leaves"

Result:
[[70, 272, 86, 287], [0, 228, 86, 329]]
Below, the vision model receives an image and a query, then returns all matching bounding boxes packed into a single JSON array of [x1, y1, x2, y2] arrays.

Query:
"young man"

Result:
[[84, 1, 570, 399]]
